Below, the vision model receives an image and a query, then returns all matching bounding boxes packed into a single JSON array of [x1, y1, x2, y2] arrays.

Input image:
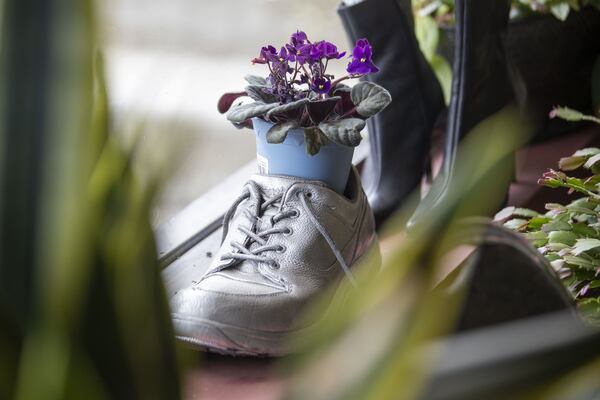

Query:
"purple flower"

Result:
[[287, 43, 313, 64], [347, 38, 379, 75], [314, 41, 346, 60], [310, 44, 323, 60], [312, 77, 331, 94], [272, 46, 290, 73], [291, 30, 308, 46], [252, 45, 277, 64]]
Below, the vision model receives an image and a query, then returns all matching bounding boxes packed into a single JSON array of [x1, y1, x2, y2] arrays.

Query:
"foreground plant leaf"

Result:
[[318, 118, 365, 147], [226, 102, 278, 124], [266, 121, 297, 144], [265, 98, 310, 121], [351, 81, 392, 118], [217, 91, 247, 114], [304, 127, 326, 156], [244, 74, 267, 86], [332, 87, 357, 117], [306, 97, 341, 124], [245, 85, 277, 103]]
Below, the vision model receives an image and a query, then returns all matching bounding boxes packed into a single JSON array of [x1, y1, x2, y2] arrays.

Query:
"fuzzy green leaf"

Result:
[[266, 121, 297, 144], [226, 102, 279, 124], [318, 118, 365, 147], [245, 85, 277, 103], [265, 98, 310, 121], [350, 81, 392, 118], [304, 127, 325, 156], [244, 75, 267, 86]]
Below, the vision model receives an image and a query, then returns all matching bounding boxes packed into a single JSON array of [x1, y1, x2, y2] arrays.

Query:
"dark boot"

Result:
[[338, 0, 445, 227], [409, 0, 517, 227], [433, 219, 574, 332]]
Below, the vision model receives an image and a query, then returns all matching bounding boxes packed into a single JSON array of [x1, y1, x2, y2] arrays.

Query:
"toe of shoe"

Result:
[[169, 286, 295, 356]]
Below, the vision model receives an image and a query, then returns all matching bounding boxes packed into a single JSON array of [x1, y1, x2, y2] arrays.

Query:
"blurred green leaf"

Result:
[[430, 54, 452, 104], [504, 218, 529, 230], [550, 3, 571, 20], [414, 14, 439, 60], [572, 238, 600, 255], [559, 155, 587, 171], [564, 255, 597, 269], [550, 106, 600, 124], [548, 230, 577, 246], [0, 0, 183, 398], [583, 153, 600, 170]]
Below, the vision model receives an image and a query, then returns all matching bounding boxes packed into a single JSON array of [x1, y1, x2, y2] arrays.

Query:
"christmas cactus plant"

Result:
[[218, 31, 391, 155], [496, 106, 600, 323]]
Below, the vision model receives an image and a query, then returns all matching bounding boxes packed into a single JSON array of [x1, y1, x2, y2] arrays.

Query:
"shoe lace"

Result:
[[207, 180, 357, 287]]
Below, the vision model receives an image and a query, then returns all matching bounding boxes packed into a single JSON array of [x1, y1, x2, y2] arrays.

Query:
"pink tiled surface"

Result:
[[509, 126, 600, 210], [184, 355, 286, 400]]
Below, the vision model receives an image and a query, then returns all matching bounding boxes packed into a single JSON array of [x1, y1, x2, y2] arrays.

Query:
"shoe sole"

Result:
[[172, 239, 382, 357]]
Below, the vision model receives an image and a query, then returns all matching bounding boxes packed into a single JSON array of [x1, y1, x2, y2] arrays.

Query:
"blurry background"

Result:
[[102, 0, 350, 226]]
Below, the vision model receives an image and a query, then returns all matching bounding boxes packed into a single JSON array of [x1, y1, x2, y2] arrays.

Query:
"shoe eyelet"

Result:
[[305, 191, 313, 198], [289, 208, 300, 219], [283, 227, 293, 236], [271, 261, 280, 269], [276, 245, 286, 254]]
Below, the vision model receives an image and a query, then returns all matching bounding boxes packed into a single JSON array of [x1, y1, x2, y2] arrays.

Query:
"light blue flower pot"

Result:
[[253, 117, 354, 193]]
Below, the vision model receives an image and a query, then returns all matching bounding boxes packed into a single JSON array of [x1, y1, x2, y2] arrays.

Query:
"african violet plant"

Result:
[[218, 31, 391, 155], [495, 106, 600, 324]]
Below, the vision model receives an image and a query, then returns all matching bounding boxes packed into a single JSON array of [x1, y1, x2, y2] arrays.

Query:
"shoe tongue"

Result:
[[227, 174, 326, 278], [248, 173, 330, 197]]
